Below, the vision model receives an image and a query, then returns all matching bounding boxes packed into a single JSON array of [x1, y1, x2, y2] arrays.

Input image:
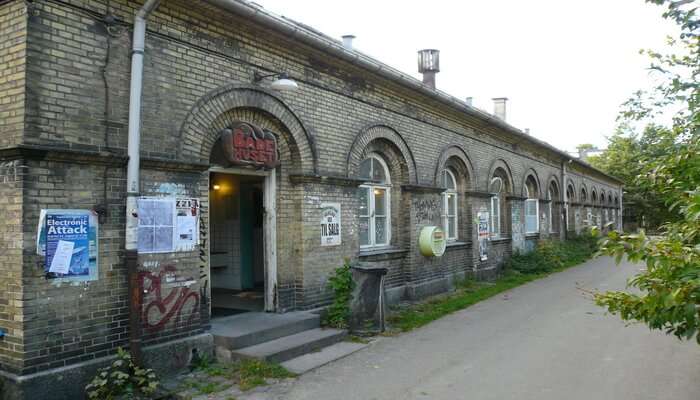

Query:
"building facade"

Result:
[[0, 0, 623, 398]]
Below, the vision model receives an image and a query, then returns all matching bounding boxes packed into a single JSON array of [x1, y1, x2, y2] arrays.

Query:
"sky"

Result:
[[253, 0, 679, 154]]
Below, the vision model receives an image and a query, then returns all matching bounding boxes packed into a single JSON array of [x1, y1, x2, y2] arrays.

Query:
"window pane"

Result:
[[490, 177, 502, 194], [491, 196, 500, 235], [448, 216, 456, 239], [448, 194, 456, 215], [442, 170, 456, 190], [374, 188, 386, 216], [372, 159, 386, 182], [359, 159, 372, 180], [375, 216, 387, 245], [359, 217, 370, 245], [359, 187, 369, 217], [526, 215, 537, 233]]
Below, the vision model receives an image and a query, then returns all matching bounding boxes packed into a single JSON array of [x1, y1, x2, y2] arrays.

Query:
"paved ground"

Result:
[[239, 257, 700, 400]]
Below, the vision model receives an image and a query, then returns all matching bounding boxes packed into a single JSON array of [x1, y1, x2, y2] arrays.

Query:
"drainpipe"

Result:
[[561, 160, 569, 240], [126, 0, 162, 366]]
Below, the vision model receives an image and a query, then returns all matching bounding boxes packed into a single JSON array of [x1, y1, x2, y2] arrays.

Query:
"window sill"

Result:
[[359, 246, 408, 261], [525, 233, 540, 238], [445, 241, 469, 250], [489, 236, 511, 243]]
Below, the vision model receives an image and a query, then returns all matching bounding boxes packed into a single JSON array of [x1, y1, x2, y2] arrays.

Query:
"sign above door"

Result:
[[220, 121, 279, 169]]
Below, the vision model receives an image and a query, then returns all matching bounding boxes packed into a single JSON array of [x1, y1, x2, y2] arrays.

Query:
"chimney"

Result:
[[465, 97, 473, 106], [417, 49, 440, 89], [492, 97, 508, 120], [524, 128, 530, 135], [342, 35, 356, 50]]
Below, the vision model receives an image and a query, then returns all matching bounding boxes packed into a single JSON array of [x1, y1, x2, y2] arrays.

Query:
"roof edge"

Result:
[[202, 0, 624, 185]]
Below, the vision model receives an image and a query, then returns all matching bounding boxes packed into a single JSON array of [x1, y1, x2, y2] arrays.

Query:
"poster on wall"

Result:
[[175, 198, 200, 252], [477, 210, 489, 261], [320, 203, 341, 246], [138, 197, 175, 253], [36, 209, 99, 281], [137, 197, 201, 253]]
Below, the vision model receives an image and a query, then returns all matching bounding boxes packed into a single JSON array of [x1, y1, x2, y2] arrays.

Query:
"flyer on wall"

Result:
[[37, 209, 99, 281]]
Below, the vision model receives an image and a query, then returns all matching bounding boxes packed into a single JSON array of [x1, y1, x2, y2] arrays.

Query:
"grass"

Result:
[[388, 236, 599, 332], [191, 358, 296, 392]]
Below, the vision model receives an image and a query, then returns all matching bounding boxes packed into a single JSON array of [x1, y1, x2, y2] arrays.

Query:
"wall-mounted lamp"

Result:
[[212, 184, 221, 191], [253, 71, 299, 91]]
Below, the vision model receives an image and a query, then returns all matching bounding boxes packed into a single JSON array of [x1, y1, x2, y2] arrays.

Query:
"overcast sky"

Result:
[[254, 0, 678, 154]]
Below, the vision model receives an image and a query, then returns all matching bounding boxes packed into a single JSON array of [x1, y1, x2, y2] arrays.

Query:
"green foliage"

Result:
[[587, 124, 680, 230], [85, 348, 159, 400], [237, 359, 294, 391], [190, 358, 294, 392], [594, 0, 700, 344], [324, 259, 355, 329], [505, 235, 599, 275]]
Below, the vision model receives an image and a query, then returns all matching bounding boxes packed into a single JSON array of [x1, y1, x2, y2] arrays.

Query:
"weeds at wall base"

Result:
[[388, 235, 600, 333]]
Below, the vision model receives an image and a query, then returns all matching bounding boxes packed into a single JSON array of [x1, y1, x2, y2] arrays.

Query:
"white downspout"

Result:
[[125, 0, 162, 250]]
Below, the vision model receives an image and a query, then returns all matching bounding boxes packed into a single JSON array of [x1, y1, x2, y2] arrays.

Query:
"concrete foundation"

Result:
[[0, 333, 213, 400]]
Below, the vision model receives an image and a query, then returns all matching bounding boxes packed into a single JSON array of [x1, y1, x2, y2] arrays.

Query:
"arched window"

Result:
[[358, 154, 391, 248], [548, 182, 560, 233], [489, 176, 503, 238], [566, 184, 575, 230], [524, 176, 539, 234], [440, 169, 458, 241]]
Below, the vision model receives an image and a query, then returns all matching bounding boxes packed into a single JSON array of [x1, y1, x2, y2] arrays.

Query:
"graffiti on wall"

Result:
[[140, 265, 199, 332], [198, 216, 209, 314], [414, 198, 441, 223]]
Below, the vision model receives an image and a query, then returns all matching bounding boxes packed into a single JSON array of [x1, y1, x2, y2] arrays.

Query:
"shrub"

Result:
[[505, 233, 599, 275], [324, 259, 355, 329], [85, 348, 159, 400]]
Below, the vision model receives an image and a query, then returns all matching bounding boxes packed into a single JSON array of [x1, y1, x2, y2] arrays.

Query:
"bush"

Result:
[[85, 348, 159, 400], [505, 234, 599, 275], [323, 259, 355, 329]]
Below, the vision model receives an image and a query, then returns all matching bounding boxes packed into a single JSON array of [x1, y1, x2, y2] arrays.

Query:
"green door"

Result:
[[239, 183, 254, 289]]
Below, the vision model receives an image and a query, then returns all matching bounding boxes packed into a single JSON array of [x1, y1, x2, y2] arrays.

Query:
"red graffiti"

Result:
[[140, 265, 200, 332]]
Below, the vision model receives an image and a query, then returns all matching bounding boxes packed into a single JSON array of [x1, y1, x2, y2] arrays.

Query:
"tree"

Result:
[[593, 0, 700, 343], [586, 124, 680, 230]]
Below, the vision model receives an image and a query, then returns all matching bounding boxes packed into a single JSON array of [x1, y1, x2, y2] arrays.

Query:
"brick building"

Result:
[[0, 0, 623, 398]]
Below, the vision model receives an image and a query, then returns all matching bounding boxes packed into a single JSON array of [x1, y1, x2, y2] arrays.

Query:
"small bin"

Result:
[[349, 263, 388, 335]]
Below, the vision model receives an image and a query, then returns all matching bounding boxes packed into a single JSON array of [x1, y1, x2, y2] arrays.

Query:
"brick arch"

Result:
[[566, 178, 577, 202], [178, 84, 317, 174], [546, 174, 561, 199], [520, 168, 543, 198], [434, 144, 476, 190], [346, 124, 418, 184], [579, 182, 589, 202], [485, 158, 514, 193]]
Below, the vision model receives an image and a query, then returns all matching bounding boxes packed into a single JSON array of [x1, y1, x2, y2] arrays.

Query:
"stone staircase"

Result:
[[212, 311, 366, 373]]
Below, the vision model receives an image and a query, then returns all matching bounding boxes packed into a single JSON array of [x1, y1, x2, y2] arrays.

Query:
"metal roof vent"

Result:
[[342, 35, 356, 50], [492, 97, 508, 120], [418, 49, 440, 89]]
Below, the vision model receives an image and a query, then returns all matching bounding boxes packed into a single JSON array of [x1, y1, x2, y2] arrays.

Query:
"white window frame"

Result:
[[441, 169, 458, 241], [490, 177, 502, 238], [359, 154, 391, 249], [548, 187, 555, 233], [524, 184, 539, 234]]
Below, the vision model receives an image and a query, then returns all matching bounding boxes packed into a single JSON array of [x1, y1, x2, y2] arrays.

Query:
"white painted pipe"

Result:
[[125, 0, 162, 250]]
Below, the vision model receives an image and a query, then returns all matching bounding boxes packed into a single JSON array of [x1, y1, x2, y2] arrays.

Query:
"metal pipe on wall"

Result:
[[126, 0, 162, 365]]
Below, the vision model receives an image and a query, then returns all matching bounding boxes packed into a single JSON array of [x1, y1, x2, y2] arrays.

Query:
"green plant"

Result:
[[505, 234, 599, 275], [85, 348, 159, 400], [237, 359, 295, 391], [324, 259, 355, 329], [593, 0, 700, 344]]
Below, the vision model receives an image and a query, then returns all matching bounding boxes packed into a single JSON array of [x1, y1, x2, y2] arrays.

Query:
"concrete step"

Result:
[[227, 328, 347, 364], [280, 340, 370, 374], [211, 311, 320, 350]]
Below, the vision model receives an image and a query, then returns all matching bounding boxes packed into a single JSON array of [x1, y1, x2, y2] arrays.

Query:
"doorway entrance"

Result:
[[209, 171, 269, 317]]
